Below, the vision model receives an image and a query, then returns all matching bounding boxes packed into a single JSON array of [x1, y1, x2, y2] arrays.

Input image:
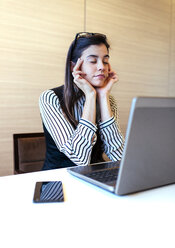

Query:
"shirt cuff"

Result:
[[79, 118, 97, 132], [98, 116, 115, 129]]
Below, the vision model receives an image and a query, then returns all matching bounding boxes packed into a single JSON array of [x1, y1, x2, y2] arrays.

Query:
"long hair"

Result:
[[62, 33, 110, 128]]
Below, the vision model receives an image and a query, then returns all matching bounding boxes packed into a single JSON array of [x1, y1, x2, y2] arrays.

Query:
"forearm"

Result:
[[82, 91, 97, 125], [99, 117, 125, 161], [97, 92, 113, 122], [61, 120, 97, 165], [97, 94, 125, 161]]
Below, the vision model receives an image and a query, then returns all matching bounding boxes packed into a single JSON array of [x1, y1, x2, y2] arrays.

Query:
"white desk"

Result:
[[0, 168, 175, 248]]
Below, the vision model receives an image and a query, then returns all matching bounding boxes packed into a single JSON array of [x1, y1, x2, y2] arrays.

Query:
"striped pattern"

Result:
[[39, 89, 124, 166], [40, 181, 64, 202]]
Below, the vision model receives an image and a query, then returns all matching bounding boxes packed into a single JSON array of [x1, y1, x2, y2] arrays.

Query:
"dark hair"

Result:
[[62, 33, 110, 128]]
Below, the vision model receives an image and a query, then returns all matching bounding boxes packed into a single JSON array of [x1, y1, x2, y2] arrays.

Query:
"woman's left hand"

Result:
[[96, 64, 119, 97]]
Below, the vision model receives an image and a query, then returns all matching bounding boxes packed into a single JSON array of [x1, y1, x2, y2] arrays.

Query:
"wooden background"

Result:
[[0, 0, 175, 176]]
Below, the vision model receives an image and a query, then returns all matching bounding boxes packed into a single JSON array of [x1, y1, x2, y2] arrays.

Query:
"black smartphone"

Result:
[[33, 181, 64, 203]]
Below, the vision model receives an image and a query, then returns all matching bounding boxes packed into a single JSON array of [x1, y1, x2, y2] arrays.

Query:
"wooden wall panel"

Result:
[[169, 0, 175, 96], [0, 0, 84, 175], [86, 0, 171, 134], [0, 0, 174, 176]]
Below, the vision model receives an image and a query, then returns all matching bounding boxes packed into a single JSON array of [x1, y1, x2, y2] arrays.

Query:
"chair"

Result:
[[13, 132, 46, 174]]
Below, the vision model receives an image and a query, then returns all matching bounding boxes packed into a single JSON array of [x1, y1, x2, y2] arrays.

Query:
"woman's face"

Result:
[[80, 44, 110, 88]]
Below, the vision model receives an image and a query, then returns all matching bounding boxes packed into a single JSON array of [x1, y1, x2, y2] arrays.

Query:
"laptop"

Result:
[[67, 97, 175, 195]]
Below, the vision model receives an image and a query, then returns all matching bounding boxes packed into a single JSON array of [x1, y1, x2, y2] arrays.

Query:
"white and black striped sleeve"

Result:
[[39, 90, 97, 166], [98, 96, 125, 161]]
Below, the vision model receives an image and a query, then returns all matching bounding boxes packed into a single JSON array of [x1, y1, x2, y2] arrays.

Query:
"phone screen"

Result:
[[33, 181, 64, 203]]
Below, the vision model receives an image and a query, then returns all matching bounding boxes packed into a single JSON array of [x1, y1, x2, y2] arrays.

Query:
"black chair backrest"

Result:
[[13, 133, 46, 174]]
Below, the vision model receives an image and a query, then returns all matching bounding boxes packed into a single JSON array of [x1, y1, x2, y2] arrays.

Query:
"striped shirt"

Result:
[[39, 89, 124, 166]]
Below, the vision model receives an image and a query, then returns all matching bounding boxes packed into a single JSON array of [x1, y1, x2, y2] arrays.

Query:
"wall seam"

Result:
[[84, 0, 86, 31], [168, 0, 173, 96]]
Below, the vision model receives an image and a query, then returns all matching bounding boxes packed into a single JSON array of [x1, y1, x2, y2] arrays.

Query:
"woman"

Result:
[[39, 32, 124, 170]]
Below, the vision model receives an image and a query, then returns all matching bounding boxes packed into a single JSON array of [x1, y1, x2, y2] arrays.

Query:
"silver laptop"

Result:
[[67, 97, 175, 195]]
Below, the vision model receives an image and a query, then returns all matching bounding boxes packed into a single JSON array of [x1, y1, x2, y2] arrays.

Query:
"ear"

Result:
[[71, 61, 75, 72]]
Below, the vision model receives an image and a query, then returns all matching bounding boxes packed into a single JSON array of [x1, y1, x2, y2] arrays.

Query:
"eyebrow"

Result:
[[87, 54, 110, 59]]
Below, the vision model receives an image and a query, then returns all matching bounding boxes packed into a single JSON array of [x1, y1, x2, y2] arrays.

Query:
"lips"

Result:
[[95, 74, 105, 78]]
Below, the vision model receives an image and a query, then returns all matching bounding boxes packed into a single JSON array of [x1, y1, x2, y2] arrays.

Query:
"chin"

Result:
[[92, 80, 106, 88], [94, 83, 105, 88]]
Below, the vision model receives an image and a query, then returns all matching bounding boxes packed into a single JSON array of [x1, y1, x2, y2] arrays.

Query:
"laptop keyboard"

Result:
[[85, 168, 119, 183]]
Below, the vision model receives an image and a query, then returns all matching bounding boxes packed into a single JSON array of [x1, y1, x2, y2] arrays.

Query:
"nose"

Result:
[[97, 60, 105, 71]]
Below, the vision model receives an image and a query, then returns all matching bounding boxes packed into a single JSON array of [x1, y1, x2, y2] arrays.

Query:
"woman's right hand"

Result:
[[72, 58, 97, 125], [72, 58, 96, 96]]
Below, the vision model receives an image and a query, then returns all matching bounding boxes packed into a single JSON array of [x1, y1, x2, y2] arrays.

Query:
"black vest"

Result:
[[42, 85, 103, 171]]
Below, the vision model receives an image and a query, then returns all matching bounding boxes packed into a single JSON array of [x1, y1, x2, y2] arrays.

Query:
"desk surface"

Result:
[[0, 168, 175, 248]]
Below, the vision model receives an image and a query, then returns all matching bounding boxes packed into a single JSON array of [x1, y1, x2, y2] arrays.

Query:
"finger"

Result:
[[73, 71, 87, 81], [107, 73, 119, 86], [73, 58, 83, 72], [73, 76, 87, 87], [108, 63, 112, 72], [74, 74, 84, 81], [72, 71, 86, 79], [72, 70, 85, 76], [111, 74, 119, 82], [108, 71, 115, 78]]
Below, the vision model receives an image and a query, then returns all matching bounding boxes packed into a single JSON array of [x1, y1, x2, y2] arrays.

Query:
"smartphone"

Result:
[[33, 181, 64, 203]]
